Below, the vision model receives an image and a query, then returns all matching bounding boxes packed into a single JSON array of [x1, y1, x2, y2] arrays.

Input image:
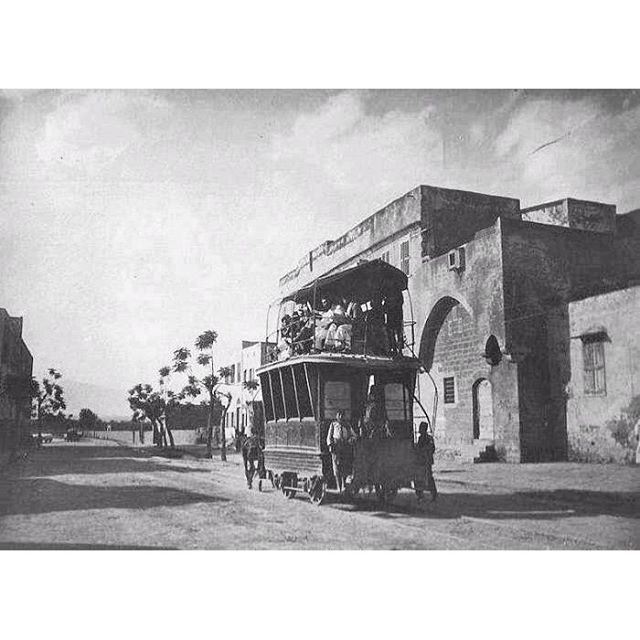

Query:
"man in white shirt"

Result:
[[326, 409, 356, 492]]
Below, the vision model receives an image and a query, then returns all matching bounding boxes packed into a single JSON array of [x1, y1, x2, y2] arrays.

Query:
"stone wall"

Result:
[[500, 219, 618, 461], [566, 285, 640, 463], [412, 219, 521, 462], [279, 186, 423, 296], [520, 198, 616, 234]]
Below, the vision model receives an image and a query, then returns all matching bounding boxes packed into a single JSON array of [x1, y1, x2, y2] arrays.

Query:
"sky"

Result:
[[1, 89, 640, 414]]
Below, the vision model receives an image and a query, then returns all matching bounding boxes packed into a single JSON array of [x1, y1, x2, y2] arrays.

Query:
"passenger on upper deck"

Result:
[[324, 303, 352, 352], [277, 314, 290, 359], [313, 297, 334, 350], [364, 295, 390, 356], [291, 304, 314, 354], [383, 288, 404, 356]]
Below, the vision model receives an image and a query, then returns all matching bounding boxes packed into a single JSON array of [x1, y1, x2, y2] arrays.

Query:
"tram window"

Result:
[[293, 363, 313, 418], [384, 382, 407, 420], [270, 371, 285, 420], [281, 367, 298, 418], [261, 374, 274, 422], [324, 381, 352, 419]]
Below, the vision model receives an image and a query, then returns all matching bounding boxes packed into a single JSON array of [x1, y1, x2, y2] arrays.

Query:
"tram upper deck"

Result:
[[264, 259, 415, 364]]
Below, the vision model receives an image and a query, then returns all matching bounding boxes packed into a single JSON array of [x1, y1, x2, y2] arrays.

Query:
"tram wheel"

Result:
[[281, 472, 297, 499], [309, 477, 327, 506]]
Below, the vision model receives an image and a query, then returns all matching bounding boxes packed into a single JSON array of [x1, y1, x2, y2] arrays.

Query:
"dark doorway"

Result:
[[472, 378, 493, 440]]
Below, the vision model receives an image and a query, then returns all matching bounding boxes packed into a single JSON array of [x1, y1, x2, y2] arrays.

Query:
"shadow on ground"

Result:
[[0, 541, 176, 550], [11, 444, 211, 477], [320, 487, 640, 523], [0, 477, 228, 516]]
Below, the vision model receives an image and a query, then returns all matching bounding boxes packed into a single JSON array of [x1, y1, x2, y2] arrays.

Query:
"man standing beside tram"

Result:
[[326, 409, 357, 493]]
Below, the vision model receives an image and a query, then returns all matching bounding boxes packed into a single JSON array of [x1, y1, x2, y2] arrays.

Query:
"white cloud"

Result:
[[272, 91, 441, 194], [35, 90, 173, 174], [494, 97, 603, 159], [491, 97, 640, 207]]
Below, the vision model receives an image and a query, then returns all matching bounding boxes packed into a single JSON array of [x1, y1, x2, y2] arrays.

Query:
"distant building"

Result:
[[0, 308, 33, 461], [220, 341, 272, 438], [279, 185, 640, 463]]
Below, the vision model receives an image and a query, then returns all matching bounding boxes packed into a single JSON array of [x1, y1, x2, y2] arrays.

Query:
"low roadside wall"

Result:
[[89, 428, 201, 447]]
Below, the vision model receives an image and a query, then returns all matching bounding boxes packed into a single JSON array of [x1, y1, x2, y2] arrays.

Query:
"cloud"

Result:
[[491, 96, 640, 208], [272, 91, 442, 194], [494, 97, 602, 159], [35, 90, 173, 174]]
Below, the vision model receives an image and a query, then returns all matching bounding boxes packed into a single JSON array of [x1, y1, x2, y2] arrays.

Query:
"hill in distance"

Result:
[[63, 379, 131, 422]]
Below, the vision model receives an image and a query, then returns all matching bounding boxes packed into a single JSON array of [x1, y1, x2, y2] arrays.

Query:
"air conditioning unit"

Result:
[[447, 247, 465, 271]]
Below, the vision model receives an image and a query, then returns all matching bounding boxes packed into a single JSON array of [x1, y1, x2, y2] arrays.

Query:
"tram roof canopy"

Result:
[[282, 259, 408, 304]]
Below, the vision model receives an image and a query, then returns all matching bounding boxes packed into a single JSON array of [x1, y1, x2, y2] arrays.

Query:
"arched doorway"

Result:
[[415, 297, 462, 434], [419, 296, 462, 370], [472, 378, 494, 440]]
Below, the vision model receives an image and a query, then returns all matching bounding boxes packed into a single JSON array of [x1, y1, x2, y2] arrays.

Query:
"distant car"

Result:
[[39, 433, 54, 443], [65, 428, 84, 442]]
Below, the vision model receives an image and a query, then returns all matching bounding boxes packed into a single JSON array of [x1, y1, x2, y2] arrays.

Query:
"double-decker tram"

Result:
[[256, 259, 431, 505]]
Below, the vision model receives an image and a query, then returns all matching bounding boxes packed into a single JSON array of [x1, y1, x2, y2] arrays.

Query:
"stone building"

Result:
[[565, 284, 640, 462], [278, 185, 640, 463], [0, 308, 34, 463]]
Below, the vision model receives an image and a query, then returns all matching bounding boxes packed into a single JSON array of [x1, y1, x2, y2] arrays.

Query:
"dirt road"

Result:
[[1, 439, 638, 549]]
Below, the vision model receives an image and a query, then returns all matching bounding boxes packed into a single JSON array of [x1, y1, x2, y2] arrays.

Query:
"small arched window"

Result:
[[484, 335, 502, 366]]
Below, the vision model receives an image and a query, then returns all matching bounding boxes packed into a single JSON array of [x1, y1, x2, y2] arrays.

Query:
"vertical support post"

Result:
[[303, 363, 316, 421], [291, 365, 301, 419], [278, 368, 288, 421], [267, 370, 277, 423]]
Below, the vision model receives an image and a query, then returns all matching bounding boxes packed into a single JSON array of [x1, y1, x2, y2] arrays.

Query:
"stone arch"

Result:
[[418, 295, 472, 371]]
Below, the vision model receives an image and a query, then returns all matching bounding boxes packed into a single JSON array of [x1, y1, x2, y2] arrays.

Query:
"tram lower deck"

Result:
[[257, 353, 426, 504]]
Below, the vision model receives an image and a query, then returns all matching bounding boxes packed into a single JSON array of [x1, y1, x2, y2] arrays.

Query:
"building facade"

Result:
[[220, 341, 271, 438], [565, 284, 640, 462], [0, 308, 34, 462], [279, 185, 640, 463]]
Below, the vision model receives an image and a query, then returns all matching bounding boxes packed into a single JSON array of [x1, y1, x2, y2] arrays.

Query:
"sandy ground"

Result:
[[0, 439, 638, 549]]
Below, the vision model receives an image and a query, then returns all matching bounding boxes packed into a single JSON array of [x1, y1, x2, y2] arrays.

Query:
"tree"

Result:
[[31, 368, 67, 434], [78, 408, 98, 431], [173, 330, 231, 460], [127, 373, 177, 449]]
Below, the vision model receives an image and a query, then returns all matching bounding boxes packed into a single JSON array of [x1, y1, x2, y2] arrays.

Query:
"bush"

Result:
[[606, 395, 640, 449]]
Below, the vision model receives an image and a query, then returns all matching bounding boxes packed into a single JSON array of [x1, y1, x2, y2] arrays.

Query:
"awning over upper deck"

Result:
[[281, 259, 408, 305]]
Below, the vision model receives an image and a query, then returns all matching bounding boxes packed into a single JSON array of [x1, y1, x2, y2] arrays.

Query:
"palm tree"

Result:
[[173, 330, 230, 460]]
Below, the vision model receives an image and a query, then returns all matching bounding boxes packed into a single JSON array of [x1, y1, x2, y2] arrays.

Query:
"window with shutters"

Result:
[[400, 240, 410, 275], [443, 376, 456, 404], [583, 339, 606, 395]]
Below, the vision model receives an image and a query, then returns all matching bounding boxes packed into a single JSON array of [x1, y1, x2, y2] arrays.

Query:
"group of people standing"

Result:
[[325, 385, 437, 500], [277, 289, 404, 360]]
